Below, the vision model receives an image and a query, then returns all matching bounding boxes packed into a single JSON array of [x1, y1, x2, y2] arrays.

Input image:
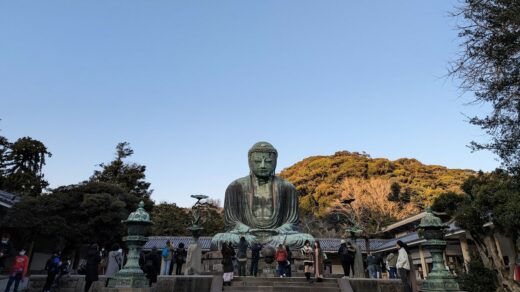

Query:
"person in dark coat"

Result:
[[174, 243, 187, 275], [338, 240, 356, 278], [84, 244, 101, 292], [53, 256, 71, 289], [285, 245, 292, 277], [42, 251, 61, 292], [143, 247, 160, 287], [0, 234, 13, 273], [249, 242, 261, 277], [221, 242, 235, 286], [236, 237, 248, 277], [366, 253, 379, 278]]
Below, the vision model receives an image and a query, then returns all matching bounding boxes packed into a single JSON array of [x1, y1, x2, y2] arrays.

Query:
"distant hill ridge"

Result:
[[279, 151, 474, 215]]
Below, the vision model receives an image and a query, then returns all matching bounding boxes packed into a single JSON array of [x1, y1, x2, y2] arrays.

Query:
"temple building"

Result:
[[0, 189, 20, 219]]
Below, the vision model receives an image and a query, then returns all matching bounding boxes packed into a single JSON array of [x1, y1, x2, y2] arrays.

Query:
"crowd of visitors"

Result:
[[212, 237, 414, 292], [0, 233, 415, 292]]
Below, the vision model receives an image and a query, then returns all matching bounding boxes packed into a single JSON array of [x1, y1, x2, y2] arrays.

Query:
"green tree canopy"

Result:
[[433, 171, 520, 290], [151, 202, 191, 236], [90, 142, 152, 199], [151, 200, 224, 237], [3, 182, 130, 248], [0, 136, 51, 196]]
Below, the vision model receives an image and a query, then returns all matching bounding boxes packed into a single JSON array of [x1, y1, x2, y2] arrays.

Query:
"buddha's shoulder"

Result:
[[227, 176, 251, 188], [225, 176, 296, 189], [274, 176, 297, 190]]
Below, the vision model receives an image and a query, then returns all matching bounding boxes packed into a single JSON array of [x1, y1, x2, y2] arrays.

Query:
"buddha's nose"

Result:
[[260, 158, 266, 168]]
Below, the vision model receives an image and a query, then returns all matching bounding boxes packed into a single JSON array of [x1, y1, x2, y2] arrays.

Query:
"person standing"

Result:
[[160, 240, 173, 275], [52, 257, 72, 288], [375, 253, 384, 278], [312, 240, 326, 282], [346, 241, 356, 277], [275, 244, 288, 277], [143, 247, 160, 287], [0, 234, 13, 273], [98, 248, 108, 275], [338, 240, 349, 277], [249, 242, 261, 277], [285, 245, 292, 277], [4, 248, 29, 292], [174, 243, 187, 275], [396, 240, 411, 292], [84, 244, 101, 292], [42, 251, 61, 292], [236, 237, 248, 277], [301, 240, 314, 283], [54, 256, 71, 288], [105, 244, 123, 286], [366, 253, 379, 279], [221, 242, 235, 286], [386, 252, 398, 279]]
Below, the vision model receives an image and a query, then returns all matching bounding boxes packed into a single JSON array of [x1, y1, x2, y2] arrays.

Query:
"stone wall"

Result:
[[27, 275, 106, 292], [348, 279, 404, 292], [26, 275, 217, 292]]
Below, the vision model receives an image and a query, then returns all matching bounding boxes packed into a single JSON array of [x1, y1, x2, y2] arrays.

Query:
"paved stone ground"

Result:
[[0, 276, 30, 291]]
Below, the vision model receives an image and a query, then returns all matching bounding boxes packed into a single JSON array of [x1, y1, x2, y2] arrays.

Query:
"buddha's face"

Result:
[[249, 151, 277, 179]]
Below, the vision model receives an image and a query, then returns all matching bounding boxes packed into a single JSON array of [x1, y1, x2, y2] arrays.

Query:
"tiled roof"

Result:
[[376, 232, 422, 251], [0, 190, 20, 208], [144, 236, 213, 250], [316, 238, 388, 253]]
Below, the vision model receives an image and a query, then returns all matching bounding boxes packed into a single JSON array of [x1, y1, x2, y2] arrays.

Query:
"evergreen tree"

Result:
[[0, 136, 51, 196], [90, 142, 152, 199]]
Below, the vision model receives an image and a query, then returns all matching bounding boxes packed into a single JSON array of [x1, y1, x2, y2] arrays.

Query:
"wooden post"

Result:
[[459, 234, 471, 271], [419, 246, 428, 278]]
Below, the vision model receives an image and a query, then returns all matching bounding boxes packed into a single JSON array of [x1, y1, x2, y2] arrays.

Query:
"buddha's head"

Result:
[[248, 141, 278, 179]]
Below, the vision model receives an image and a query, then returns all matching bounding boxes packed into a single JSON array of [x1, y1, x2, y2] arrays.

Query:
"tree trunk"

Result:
[[471, 232, 520, 292]]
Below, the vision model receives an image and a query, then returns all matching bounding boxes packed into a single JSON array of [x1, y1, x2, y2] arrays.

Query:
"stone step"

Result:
[[223, 286, 340, 292], [237, 281, 338, 288], [223, 277, 340, 292], [232, 277, 337, 283]]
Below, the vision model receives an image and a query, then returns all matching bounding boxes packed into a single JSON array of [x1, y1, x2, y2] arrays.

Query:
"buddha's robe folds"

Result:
[[211, 175, 314, 249]]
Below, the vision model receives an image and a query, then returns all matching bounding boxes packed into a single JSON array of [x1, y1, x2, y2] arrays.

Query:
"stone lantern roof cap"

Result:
[[125, 201, 152, 223], [418, 207, 445, 229]]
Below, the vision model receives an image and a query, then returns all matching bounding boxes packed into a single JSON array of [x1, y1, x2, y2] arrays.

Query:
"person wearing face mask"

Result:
[[4, 248, 29, 292], [0, 234, 13, 272]]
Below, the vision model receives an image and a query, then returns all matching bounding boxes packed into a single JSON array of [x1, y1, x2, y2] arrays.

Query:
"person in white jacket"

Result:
[[396, 240, 411, 292]]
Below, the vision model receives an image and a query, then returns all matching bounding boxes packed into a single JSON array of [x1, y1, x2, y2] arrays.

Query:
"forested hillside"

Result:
[[280, 151, 474, 218]]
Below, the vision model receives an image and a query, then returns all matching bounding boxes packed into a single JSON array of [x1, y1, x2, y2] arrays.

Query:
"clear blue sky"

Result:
[[0, 1, 498, 207]]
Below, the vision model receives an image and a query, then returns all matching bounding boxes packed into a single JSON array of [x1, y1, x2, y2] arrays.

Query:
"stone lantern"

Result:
[[108, 201, 152, 288], [418, 207, 464, 292]]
